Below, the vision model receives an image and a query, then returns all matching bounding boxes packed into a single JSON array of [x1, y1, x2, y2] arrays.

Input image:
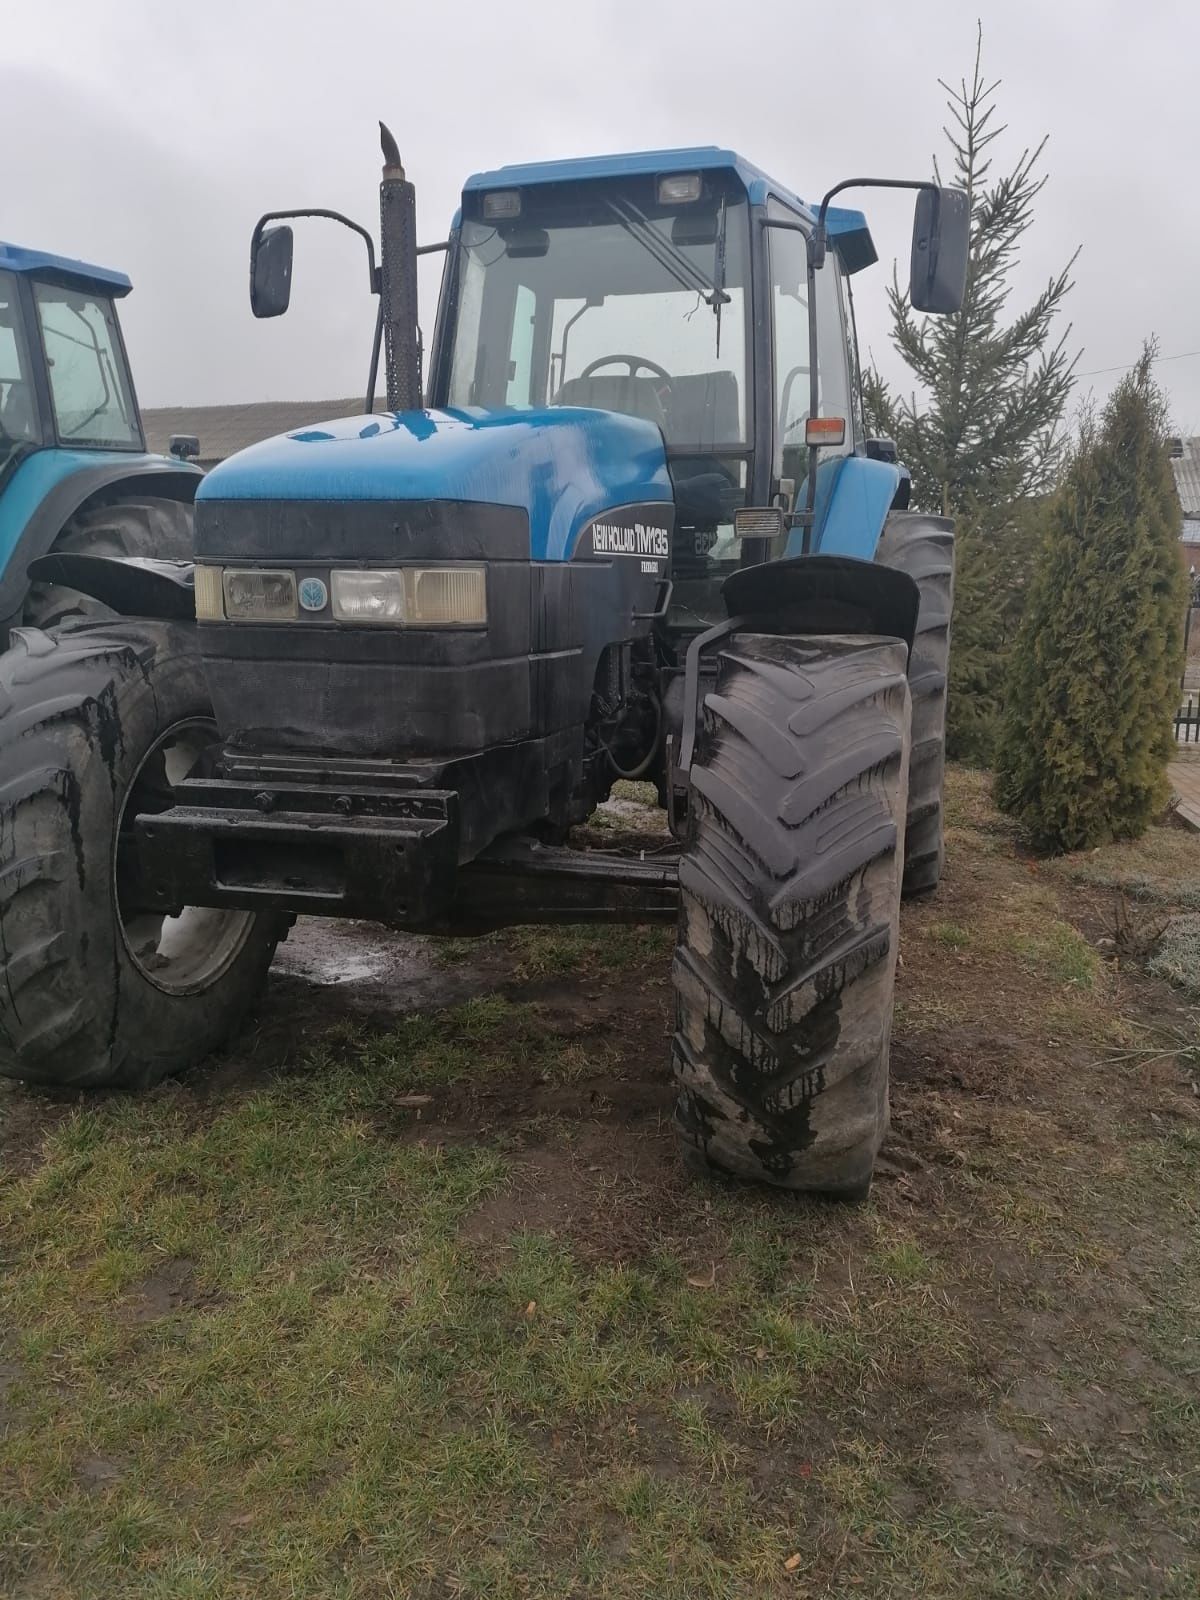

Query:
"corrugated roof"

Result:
[[1171, 437, 1200, 519], [141, 399, 359, 463]]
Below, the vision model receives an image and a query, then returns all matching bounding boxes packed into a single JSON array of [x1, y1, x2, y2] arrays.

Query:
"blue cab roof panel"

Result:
[[0, 242, 132, 297], [462, 147, 877, 274]]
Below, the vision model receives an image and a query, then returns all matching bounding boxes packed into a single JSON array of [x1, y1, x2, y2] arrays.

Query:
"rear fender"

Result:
[[785, 455, 902, 560], [25, 552, 196, 621], [0, 451, 201, 628]]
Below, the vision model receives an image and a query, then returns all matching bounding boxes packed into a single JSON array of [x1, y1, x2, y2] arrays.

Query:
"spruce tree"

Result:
[[994, 351, 1186, 853], [864, 27, 1076, 761]]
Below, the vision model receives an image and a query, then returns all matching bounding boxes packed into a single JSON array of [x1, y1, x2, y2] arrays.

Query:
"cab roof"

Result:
[[462, 146, 877, 273], [0, 241, 132, 298]]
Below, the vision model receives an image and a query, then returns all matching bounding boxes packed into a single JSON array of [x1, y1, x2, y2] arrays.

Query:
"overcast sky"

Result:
[[5, 0, 1198, 433]]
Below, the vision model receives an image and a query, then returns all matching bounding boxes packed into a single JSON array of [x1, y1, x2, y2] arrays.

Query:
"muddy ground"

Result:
[[1, 769, 1199, 1598]]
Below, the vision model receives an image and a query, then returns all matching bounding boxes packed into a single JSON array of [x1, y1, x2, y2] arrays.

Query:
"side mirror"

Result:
[[910, 187, 969, 314], [168, 434, 200, 462], [250, 224, 294, 318]]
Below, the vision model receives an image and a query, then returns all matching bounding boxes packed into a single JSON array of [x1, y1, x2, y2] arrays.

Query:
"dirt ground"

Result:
[[1, 769, 1198, 1598]]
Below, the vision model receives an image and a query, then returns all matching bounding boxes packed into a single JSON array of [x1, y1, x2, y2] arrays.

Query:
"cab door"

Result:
[[764, 198, 854, 537]]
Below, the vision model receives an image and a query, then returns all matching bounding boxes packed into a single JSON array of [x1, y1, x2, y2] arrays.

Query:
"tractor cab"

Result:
[[427, 150, 875, 607], [0, 246, 144, 478], [0, 243, 202, 641]]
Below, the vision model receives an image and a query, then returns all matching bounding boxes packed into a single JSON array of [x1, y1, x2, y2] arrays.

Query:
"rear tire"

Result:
[[876, 512, 954, 897], [23, 496, 194, 631], [0, 619, 282, 1090], [671, 632, 911, 1195]]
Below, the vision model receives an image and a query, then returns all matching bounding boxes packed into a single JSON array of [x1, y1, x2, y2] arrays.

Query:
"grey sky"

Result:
[[6, 0, 1197, 432]]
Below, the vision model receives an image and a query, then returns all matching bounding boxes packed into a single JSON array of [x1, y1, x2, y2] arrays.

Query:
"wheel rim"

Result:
[[115, 717, 256, 996]]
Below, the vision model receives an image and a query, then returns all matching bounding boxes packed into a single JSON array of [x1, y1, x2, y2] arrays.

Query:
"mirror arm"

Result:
[[809, 177, 939, 269], [251, 208, 379, 294]]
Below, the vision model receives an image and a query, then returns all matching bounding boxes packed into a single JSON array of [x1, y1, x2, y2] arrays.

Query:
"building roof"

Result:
[[0, 241, 132, 297], [141, 399, 359, 464], [1172, 438, 1200, 519]]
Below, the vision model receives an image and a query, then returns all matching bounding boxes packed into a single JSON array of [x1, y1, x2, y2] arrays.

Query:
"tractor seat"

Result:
[[665, 370, 740, 449], [553, 374, 667, 428]]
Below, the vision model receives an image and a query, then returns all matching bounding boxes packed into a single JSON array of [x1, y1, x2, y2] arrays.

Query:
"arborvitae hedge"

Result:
[[994, 355, 1186, 853]]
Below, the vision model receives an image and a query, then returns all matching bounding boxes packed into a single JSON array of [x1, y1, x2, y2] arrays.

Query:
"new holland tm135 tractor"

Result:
[[0, 131, 966, 1197]]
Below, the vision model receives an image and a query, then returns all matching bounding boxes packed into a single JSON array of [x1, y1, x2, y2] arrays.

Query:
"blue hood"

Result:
[[197, 405, 672, 562]]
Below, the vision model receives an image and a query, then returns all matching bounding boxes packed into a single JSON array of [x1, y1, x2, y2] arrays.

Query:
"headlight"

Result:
[[331, 569, 405, 624], [330, 567, 487, 627], [222, 567, 297, 621]]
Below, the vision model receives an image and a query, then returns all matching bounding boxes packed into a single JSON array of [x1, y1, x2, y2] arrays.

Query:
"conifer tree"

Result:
[[994, 351, 1186, 852], [864, 27, 1077, 760]]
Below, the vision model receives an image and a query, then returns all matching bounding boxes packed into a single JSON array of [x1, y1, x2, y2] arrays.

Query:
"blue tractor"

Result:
[[0, 244, 201, 639], [0, 135, 966, 1197]]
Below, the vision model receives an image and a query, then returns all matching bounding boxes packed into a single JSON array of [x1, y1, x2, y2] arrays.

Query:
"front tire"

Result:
[[0, 620, 282, 1089], [671, 632, 911, 1196]]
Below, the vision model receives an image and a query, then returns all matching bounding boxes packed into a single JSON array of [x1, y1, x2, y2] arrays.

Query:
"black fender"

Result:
[[669, 556, 921, 810], [0, 456, 201, 631], [721, 554, 920, 651], [25, 553, 197, 621]]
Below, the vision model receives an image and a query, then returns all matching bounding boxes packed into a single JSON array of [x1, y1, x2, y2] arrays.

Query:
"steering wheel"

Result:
[[579, 353, 672, 385]]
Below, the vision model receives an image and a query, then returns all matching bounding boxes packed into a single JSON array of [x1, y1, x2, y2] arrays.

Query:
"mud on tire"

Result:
[[875, 511, 954, 897], [671, 632, 911, 1195], [0, 619, 282, 1089], [23, 497, 194, 631]]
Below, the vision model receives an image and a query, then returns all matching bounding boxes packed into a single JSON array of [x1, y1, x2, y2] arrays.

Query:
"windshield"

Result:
[[0, 271, 40, 470], [446, 179, 750, 451], [35, 282, 140, 448]]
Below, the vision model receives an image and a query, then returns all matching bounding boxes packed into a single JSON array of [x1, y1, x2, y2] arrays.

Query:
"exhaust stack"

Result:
[[378, 122, 422, 411]]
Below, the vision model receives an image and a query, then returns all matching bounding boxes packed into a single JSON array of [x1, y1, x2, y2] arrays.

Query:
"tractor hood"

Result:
[[196, 405, 672, 561]]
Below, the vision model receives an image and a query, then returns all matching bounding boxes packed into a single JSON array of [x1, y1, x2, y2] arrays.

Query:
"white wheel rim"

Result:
[[115, 718, 256, 995]]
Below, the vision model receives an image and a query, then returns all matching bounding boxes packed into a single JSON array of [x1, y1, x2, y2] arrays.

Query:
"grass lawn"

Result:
[[2, 768, 1199, 1598]]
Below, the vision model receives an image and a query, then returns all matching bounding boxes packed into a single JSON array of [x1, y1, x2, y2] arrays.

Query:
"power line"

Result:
[[1076, 348, 1200, 379]]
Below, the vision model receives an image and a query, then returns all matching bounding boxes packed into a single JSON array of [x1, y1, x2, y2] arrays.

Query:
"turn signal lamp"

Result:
[[805, 416, 847, 448], [194, 564, 224, 620], [405, 566, 487, 626]]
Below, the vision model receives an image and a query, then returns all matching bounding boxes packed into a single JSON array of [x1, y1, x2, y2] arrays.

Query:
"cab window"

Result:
[[35, 283, 140, 448], [767, 201, 852, 490]]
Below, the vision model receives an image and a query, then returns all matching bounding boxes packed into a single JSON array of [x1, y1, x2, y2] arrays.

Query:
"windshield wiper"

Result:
[[605, 197, 731, 309]]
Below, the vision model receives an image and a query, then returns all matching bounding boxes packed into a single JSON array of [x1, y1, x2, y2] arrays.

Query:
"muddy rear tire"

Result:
[[875, 512, 954, 897], [0, 620, 282, 1090], [23, 496, 194, 631], [671, 632, 911, 1196]]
